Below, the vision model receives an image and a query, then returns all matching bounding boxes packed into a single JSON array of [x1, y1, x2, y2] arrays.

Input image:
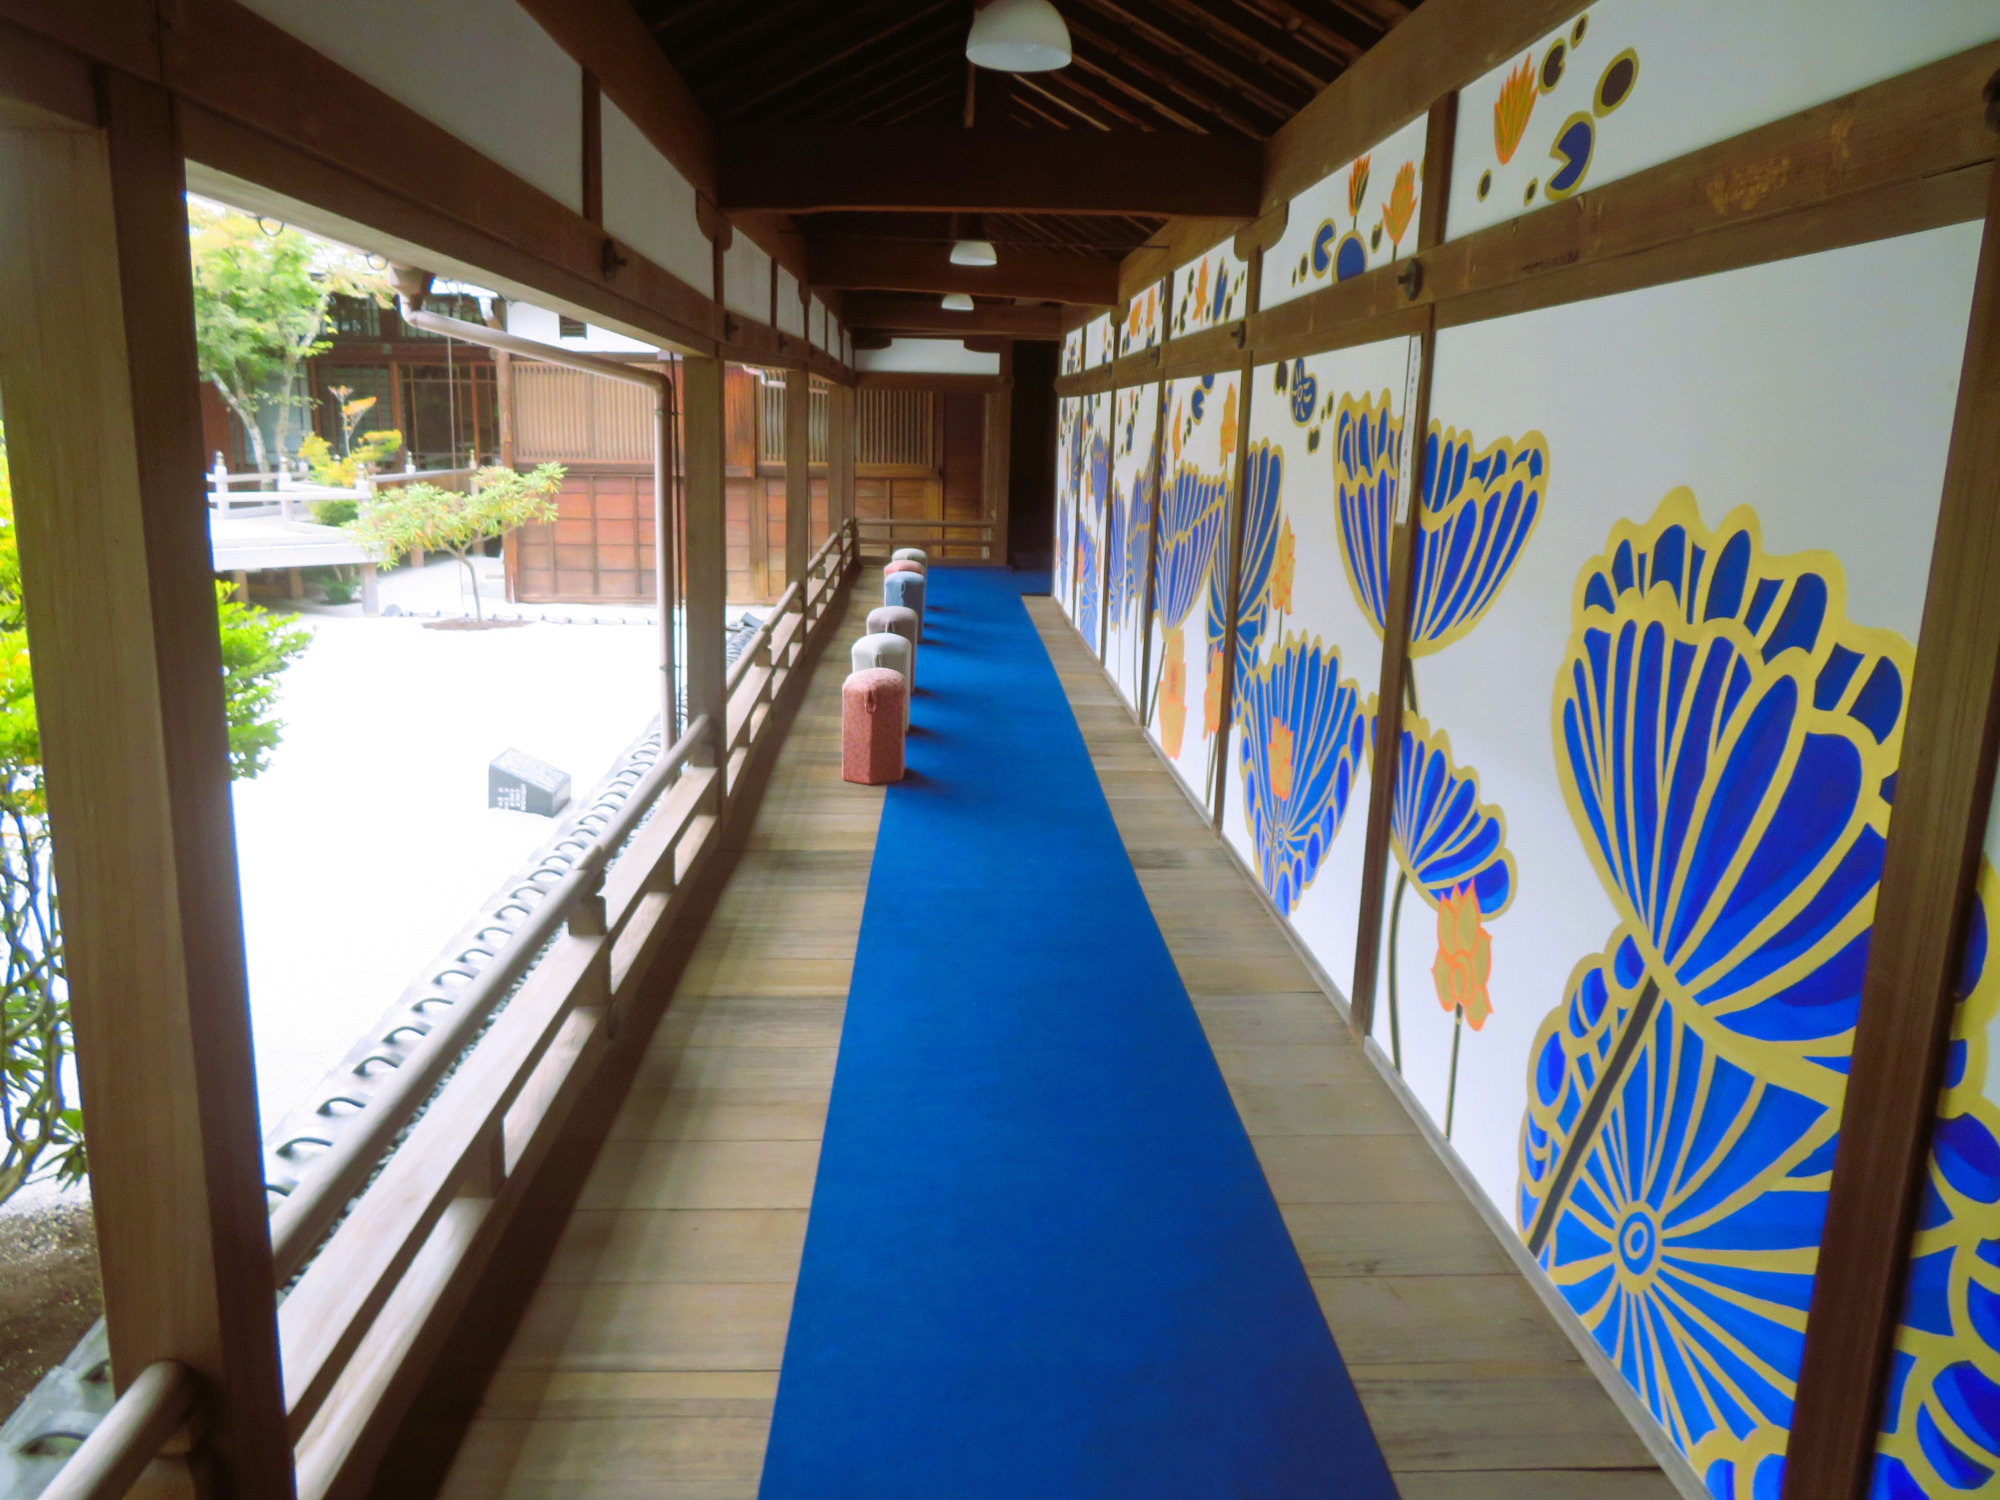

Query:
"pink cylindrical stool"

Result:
[[867, 605, 919, 676], [885, 559, 924, 578], [841, 669, 906, 785]]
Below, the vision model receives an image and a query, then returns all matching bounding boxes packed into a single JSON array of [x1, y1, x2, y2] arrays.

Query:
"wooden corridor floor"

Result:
[[421, 582, 1679, 1500]]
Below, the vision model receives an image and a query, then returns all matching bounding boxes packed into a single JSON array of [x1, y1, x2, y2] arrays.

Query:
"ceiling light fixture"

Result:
[[950, 238, 998, 266], [941, 293, 976, 311], [965, 0, 1071, 73]]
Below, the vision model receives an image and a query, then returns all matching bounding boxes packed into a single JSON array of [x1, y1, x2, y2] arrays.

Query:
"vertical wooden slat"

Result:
[[1349, 92, 1456, 1042], [0, 76, 293, 1496], [1208, 238, 1265, 830], [784, 367, 809, 588], [682, 355, 728, 765], [580, 69, 601, 228], [984, 343, 1013, 565], [1786, 154, 2000, 1500], [829, 381, 855, 534]]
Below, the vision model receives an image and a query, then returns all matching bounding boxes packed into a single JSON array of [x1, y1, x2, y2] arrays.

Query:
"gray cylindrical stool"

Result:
[[868, 605, 919, 677], [884, 570, 926, 634], [893, 547, 928, 565], [852, 631, 913, 732]]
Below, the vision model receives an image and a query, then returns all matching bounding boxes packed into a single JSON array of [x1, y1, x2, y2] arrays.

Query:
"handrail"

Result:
[[267, 712, 711, 1279], [36, 1363, 196, 1500], [724, 583, 801, 695]]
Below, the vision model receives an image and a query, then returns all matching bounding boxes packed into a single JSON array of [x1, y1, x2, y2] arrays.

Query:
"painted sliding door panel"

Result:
[[1073, 391, 1112, 654], [1145, 372, 1242, 812], [1120, 283, 1163, 357], [1220, 340, 1410, 995], [1084, 313, 1114, 370], [1448, 0, 2000, 244], [1170, 240, 1249, 338], [1104, 384, 1161, 710], [1874, 787, 2000, 1499], [1371, 223, 1980, 1491], [1055, 395, 1081, 619], [1061, 327, 1084, 377], [1263, 114, 1430, 313]]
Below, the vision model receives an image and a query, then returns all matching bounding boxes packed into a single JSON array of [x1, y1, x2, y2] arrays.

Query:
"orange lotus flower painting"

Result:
[[1380, 162, 1417, 254], [1272, 518, 1295, 614], [1346, 153, 1372, 226], [1432, 883, 1493, 1031], [1160, 624, 1188, 757], [1494, 55, 1536, 165]]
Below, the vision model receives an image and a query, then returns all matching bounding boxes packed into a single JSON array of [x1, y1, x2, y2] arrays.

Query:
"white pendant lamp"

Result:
[[950, 238, 998, 266], [941, 293, 975, 311], [965, 0, 1071, 73]]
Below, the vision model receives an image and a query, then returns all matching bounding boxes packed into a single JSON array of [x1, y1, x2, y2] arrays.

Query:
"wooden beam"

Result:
[[843, 294, 1064, 338], [1786, 153, 2000, 1500], [0, 79, 291, 1495], [717, 126, 1261, 216], [681, 355, 729, 767], [808, 236, 1120, 304], [784, 367, 811, 588], [0, 14, 94, 129]]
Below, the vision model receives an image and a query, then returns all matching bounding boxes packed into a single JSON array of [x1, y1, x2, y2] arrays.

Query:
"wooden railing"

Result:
[[41, 520, 860, 1500], [853, 516, 997, 562]]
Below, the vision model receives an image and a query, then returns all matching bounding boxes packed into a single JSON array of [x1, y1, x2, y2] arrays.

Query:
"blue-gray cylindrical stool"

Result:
[[893, 547, 927, 565], [852, 631, 913, 732], [884, 570, 925, 635], [868, 605, 919, 677]]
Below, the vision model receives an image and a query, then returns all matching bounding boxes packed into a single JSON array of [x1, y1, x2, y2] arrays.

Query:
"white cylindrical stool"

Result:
[[852, 631, 913, 732], [867, 604, 919, 677], [893, 547, 928, 565]]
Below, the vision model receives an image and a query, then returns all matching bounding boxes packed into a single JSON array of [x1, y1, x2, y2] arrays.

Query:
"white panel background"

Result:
[[600, 100, 710, 292], [1104, 383, 1161, 709], [1264, 114, 1430, 312], [1449, 0, 2000, 242], [1221, 338, 1411, 1000], [1396, 223, 1981, 1214], [238, 0, 581, 212], [723, 235, 771, 322]]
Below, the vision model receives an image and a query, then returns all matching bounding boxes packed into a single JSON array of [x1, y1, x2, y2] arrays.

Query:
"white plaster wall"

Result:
[[723, 234, 771, 322], [237, 0, 581, 213], [777, 268, 806, 336], [506, 300, 657, 353], [810, 298, 828, 351], [855, 339, 1001, 375], [600, 99, 710, 293]]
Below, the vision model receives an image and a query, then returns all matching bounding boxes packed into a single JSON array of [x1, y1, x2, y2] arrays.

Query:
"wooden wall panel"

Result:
[[512, 471, 657, 603]]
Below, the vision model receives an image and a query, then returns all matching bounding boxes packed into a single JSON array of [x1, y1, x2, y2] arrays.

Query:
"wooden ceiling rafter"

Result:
[[1063, 18, 1276, 136], [1063, 35, 1217, 135], [868, 70, 969, 127], [769, 13, 969, 124], [715, 0, 960, 120], [674, 0, 823, 68], [1015, 73, 1115, 131], [1069, 0, 1309, 120], [1033, 63, 1164, 131], [1248, 0, 1377, 60], [1009, 90, 1076, 131], [1133, 0, 1331, 93]]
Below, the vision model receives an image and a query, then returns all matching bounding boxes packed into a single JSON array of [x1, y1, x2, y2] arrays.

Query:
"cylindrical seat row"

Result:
[[843, 550, 929, 785]]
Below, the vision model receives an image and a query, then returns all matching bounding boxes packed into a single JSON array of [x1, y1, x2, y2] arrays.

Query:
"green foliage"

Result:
[[0, 421, 310, 1203], [309, 496, 360, 528], [300, 429, 403, 491], [318, 571, 360, 606], [349, 464, 564, 619], [188, 202, 386, 474]]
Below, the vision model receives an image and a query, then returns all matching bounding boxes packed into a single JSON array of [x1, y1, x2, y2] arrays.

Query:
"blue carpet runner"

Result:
[[759, 567, 1398, 1498]]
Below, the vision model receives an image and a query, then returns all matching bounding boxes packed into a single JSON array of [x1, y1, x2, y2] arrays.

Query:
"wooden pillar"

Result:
[[984, 344, 1013, 565], [784, 367, 810, 591], [681, 355, 728, 766], [0, 76, 291, 1497], [828, 382, 855, 536], [1786, 154, 2000, 1500], [1348, 91, 1457, 1046]]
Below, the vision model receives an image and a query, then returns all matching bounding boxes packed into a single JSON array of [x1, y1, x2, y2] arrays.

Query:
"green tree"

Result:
[[188, 202, 384, 475], [0, 424, 311, 1204], [348, 464, 564, 620]]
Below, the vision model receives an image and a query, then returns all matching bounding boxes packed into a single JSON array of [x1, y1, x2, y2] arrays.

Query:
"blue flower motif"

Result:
[[1334, 399, 1549, 658], [1104, 474, 1130, 626], [1372, 707, 1515, 918], [1555, 490, 1910, 1050], [1207, 441, 1285, 676], [1154, 458, 1228, 634], [1874, 863, 2000, 1496], [1074, 514, 1100, 646], [1286, 359, 1319, 427], [1537, 986, 1833, 1480], [1233, 634, 1366, 913]]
